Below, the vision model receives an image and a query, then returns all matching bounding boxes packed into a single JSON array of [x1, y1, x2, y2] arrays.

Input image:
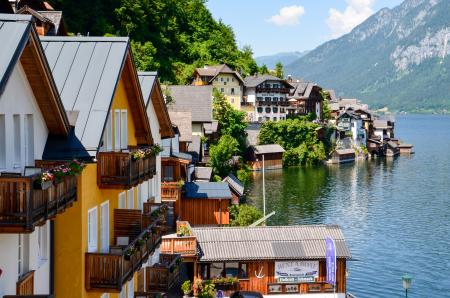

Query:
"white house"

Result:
[[336, 111, 367, 147], [0, 14, 71, 297]]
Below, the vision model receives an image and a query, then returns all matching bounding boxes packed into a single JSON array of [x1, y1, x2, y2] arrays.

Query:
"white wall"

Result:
[[0, 222, 50, 296], [0, 62, 49, 172], [146, 96, 162, 203]]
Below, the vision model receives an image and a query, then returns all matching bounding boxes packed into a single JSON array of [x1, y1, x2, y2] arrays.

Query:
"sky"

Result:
[[206, 0, 404, 57]]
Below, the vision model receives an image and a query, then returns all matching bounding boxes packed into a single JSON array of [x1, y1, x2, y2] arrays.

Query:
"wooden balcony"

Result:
[[256, 87, 291, 94], [161, 182, 181, 202], [0, 171, 77, 233], [144, 254, 182, 292], [97, 147, 156, 189], [160, 221, 196, 257], [85, 203, 167, 292]]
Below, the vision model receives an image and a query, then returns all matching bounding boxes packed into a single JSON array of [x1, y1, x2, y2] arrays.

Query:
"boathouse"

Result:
[[248, 144, 285, 170], [330, 149, 356, 164], [190, 225, 351, 296]]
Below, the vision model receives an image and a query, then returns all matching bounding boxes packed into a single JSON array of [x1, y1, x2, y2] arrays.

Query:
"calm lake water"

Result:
[[246, 115, 450, 298]]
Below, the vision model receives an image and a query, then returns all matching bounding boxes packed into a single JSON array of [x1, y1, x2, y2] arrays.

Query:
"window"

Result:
[[224, 82, 227, 86], [265, 97, 271, 101], [100, 201, 110, 253], [231, 78, 234, 82], [148, 178, 154, 198], [103, 110, 113, 151], [87, 207, 98, 253], [18, 234, 29, 278], [256, 97, 263, 101], [257, 107, 263, 113], [120, 110, 128, 150], [137, 184, 143, 210], [265, 108, 271, 113], [231, 88, 235, 95], [220, 78, 224, 82], [38, 223, 48, 262], [227, 78, 230, 82], [280, 108, 285, 113], [24, 114, 34, 166], [210, 263, 224, 279], [114, 109, 120, 151], [272, 97, 278, 102], [163, 166, 174, 182], [220, 88, 224, 93], [13, 114, 21, 167], [127, 278, 134, 298], [273, 107, 278, 113], [118, 192, 126, 209], [127, 188, 134, 209], [101, 294, 110, 298], [0, 115, 5, 168]]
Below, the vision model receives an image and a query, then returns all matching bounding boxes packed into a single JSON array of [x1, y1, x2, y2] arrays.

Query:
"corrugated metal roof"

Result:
[[167, 85, 213, 123], [253, 144, 285, 154], [183, 182, 232, 199], [0, 14, 31, 96], [168, 111, 192, 142], [137, 71, 157, 106], [193, 225, 352, 262], [223, 173, 244, 196], [40, 36, 129, 154]]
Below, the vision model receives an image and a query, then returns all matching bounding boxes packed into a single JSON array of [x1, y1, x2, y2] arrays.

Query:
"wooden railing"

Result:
[[97, 148, 156, 189], [160, 236, 197, 256], [85, 204, 167, 291], [16, 270, 34, 295], [145, 254, 181, 292], [161, 182, 181, 202], [256, 87, 291, 93], [0, 173, 77, 233]]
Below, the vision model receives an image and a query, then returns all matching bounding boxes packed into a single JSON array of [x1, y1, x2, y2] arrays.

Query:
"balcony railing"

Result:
[[16, 270, 34, 295], [161, 182, 181, 202], [256, 87, 291, 93], [144, 254, 182, 292], [160, 221, 197, 257], [97, 147, 156, 189], [0, 170, 77, 233], [85, 204, 168, 291]]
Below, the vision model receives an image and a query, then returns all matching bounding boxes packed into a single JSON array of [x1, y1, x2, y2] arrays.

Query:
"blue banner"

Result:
[[326, 237, 336, 285]]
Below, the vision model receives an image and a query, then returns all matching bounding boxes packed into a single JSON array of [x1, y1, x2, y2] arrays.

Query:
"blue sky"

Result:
[[206, 0, 404, 57]]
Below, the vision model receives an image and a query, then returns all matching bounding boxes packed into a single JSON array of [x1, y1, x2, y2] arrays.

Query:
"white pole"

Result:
[[262, 154, 266, 218]]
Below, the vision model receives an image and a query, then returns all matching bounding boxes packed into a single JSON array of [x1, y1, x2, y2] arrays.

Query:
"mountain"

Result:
[[256, 51, 309, 69], [285, 0, 450, 113]]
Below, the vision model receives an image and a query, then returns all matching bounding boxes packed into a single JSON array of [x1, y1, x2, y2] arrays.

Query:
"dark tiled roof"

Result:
[[167, 85, 213, 123], [195, 64, 243, 84], [223, 173, 244, 196], [244, 74, 292, 88], [193, 225, 352, 262], [289, 81, 321, 100], [194, 167, 212, 181], [168, 111, 192, 142], [183, 182, 232, 199], [38, 10, 64, 35]]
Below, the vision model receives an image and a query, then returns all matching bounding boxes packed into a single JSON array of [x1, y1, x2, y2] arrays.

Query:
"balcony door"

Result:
[[87, 207, 98, 253], [118, 192, 126, 209], [100, 201, 110, 253], [127, 189, 134, 209]]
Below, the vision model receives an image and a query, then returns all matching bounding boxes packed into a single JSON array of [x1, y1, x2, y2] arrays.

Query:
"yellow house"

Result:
[[192, 64, 244, 110], [41, 36, 166, 298]]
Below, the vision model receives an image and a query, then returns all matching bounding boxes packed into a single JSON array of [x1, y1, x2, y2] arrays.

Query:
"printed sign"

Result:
[[275, 261, 319, 283], [326, 237, 337, 286]]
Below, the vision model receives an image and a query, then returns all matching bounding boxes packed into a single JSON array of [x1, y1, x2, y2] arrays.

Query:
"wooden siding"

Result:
[[176, 198, 230, 225], [249, 159, 283, 171]]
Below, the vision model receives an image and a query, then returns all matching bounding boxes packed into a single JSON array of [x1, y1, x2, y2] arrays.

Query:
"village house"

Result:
[[330, 149, 356, 164], [247, 144, 285, 171], [287, 80, 324, 120], [243, 74, 293, 123], [167, 85, 214, 162], [40, 35, 170, 298], [192, 64, 244, 110], [336, 110, 367, 148], [372, 119, 395, 142], [160, 225, 351, 297], [0, 14, 74, 297]]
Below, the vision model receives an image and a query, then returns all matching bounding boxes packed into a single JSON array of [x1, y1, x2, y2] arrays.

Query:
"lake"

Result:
[[245, 115, 450, 298]]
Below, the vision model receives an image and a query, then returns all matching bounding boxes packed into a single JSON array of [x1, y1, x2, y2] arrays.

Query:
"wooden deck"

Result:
[[161, 182, 181, 202]]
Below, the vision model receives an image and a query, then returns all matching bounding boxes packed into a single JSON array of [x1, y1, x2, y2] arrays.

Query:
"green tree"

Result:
[[275, 62, 284, 79], [259, 64, 269, 75], [229, 204, 263, 226], [321, 90, 331, 121], [208, 135, 239, 177]]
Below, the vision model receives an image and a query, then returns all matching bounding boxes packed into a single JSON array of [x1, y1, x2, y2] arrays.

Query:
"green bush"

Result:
[[181, 280, 192, 295], [209, 135, 239, 178], [229, 204, 263, 226], [198, 281, 216, 298]]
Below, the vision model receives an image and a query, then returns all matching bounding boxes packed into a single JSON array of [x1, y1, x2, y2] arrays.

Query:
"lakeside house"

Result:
[[248, 144, 285, 170], [287, 79, 324, 120], [192, 64, 244, 110], [336, 110, 367, 147], [161, 224, 351, 297], [0, 14, 74, 296], [330, 149, 356, 164], [243, 74, 293, 122]]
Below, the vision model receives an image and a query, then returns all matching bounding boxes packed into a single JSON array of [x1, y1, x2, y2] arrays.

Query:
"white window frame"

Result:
[[119, 286, 126, 298], [104, 110, 113, 151], [87, 206, 98, 253], [24, 114, 34, 166], [127, 277, 134, 298], [120, 109, 128, 150], [37, 223, 48, 264], [13, 114, 21, 168], [137, 183, 143, 210], [118, 192, 126, 209], [100, 201, 110, 253], [127, 188, 134, 209], [114, 109, 121, 151], [0, 114, 5, 169]]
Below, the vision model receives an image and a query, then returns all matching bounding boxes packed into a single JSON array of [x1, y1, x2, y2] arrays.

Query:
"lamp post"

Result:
[[402, 273, 412, 298]]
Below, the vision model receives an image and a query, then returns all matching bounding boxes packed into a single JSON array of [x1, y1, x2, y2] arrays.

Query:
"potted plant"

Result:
[[132, 149, 145, 161], [34, 171, 54, 190], [181, 280, 192, 298], [177, 225, 191, 237], [124, 246, 135, 261], [68, 159, 85, 176]]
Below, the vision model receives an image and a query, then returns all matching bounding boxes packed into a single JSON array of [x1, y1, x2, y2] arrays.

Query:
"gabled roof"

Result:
[[0, 14, 69, 136], [193, 225, 352, 262], [223, 173, 244, 197], [289, 81, 322, 100], [194, 64, 244, 84], [338, 110, 361, 120], [244, 74, 292, 88], [183, 182, 232, 199], [41, 36, 152, 154], [38, 10, 66, 35], [138, 71, 174, 139], [252, 144, 285, 154], [167, 85, 213, 123], [168, 111, 192, 142]]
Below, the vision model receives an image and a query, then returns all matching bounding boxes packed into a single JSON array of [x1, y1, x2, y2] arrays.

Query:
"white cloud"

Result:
[[327, 0, 375, 38], [268, 5, 305, 27]]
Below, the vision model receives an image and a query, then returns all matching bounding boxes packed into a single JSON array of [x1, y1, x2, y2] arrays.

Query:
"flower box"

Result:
[[34, 179, 53, 190]]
